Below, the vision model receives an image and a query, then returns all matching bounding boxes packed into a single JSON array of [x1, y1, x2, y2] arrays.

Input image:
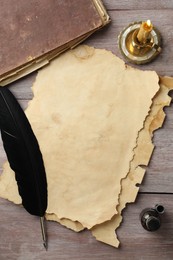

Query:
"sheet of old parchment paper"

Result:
[[0, 45, 172, 247]]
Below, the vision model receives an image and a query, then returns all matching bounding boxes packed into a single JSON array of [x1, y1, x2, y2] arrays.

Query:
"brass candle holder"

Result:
[[118, 20, 161, 64]]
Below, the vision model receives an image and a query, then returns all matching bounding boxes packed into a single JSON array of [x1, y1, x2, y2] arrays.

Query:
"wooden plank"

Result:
[[104, 0, 173, 10], [0, 194, 172, 259]]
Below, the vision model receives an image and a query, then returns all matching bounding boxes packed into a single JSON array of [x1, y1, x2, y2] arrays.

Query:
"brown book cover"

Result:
[[0, 0, 110, 86]]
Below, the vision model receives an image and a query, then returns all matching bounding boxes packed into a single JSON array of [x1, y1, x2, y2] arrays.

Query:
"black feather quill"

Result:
[[0, 87, 47, 247]]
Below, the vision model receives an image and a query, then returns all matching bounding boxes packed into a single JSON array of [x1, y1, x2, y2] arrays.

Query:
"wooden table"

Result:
[[1, 1, 173, 259]]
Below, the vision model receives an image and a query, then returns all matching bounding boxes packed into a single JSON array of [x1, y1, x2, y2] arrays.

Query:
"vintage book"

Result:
[[0, 0, 110, 86]]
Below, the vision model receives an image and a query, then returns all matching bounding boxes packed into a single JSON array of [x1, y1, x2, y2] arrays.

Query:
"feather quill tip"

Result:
[[43, 240, 48, 251], [40, 217, 48, 251]]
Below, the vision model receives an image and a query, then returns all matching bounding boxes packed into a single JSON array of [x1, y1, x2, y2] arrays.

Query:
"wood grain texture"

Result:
[[0, 1, 173, 259], [104, 0, 173, 10], [0, 194, 173, 260]]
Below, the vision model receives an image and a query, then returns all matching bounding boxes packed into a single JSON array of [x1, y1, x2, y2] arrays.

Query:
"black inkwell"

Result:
[[140, 204, 164, 231]]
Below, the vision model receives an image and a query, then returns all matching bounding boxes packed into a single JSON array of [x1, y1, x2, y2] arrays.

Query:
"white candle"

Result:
[[137, 20, 153, 44]]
